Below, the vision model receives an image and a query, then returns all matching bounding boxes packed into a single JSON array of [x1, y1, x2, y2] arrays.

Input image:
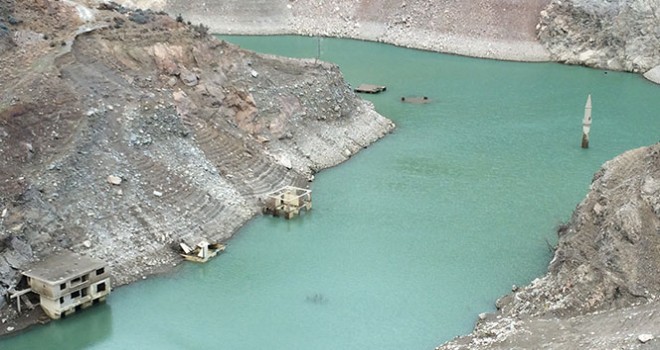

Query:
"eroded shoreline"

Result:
[[0, 2, 394, 336], [145, 0, 659, 84]]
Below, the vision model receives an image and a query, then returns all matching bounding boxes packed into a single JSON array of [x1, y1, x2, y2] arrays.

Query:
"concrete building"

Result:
[[263, 186, 312, 219], [22, 253, 111, 319]]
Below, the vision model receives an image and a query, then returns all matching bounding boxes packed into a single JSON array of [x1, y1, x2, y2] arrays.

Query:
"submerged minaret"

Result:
[[581, 94, 592, 149]]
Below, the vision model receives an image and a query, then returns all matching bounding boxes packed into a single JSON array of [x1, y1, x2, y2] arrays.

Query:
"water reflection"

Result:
[[4, 303, 112, 350]]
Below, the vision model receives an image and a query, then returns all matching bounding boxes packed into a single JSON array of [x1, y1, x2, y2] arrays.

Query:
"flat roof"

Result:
[[23, 253, 107, 285], [266, 185, 311, 198]]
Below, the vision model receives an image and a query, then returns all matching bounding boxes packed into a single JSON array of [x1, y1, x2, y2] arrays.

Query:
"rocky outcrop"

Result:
[[438, 143, 660, 349], [538, 0, 660, 73], [643, 65, 660, 84]]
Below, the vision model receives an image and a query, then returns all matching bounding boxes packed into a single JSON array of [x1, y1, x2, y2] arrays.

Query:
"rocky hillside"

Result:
[[438, 143, 660, 349], [538, 0, 660, 75], [103, 1, 660, 349], [0, 0, 393, 332], [2, 0, 658, 344], [125, 0, 660, 82], [145, 0, 551, 61]]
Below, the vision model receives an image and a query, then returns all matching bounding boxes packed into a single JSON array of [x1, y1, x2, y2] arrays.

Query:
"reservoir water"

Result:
[[3, 36, 659, 350]]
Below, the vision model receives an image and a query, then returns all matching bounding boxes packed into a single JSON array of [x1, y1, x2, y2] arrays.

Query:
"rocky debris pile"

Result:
[[438, 143, 660, 349], [440, 301, 660, 349], [285, 0, 360, 39], [538, 0, 660, 74], [0, 233, 32, 311]]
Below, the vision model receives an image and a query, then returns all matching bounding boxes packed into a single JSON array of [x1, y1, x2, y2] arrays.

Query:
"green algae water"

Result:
[[3, 36, 659, 350]]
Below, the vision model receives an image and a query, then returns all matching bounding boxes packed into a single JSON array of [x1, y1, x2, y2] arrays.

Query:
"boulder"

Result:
[[638, 334, 654, 343], [107, 175, 123, 185], [179, 66, 198, 86]]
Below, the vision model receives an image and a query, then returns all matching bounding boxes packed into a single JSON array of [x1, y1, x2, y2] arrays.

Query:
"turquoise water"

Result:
[[3, 36, 658, 350]]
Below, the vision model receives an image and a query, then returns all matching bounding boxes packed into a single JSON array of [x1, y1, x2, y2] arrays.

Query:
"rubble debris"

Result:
[[179, 240, 226, 263]]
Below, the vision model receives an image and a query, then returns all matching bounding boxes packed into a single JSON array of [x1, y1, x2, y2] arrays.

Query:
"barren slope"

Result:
[[139, 0, 551, 61], [0, 0, 393, 332], [122, 0, 660, 81]]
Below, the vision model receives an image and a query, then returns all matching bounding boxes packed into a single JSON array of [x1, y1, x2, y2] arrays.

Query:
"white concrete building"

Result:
[[22, 253, 111, 319]]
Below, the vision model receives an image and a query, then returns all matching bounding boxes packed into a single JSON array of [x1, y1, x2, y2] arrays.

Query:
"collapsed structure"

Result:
[[180, 241, 226, 263]]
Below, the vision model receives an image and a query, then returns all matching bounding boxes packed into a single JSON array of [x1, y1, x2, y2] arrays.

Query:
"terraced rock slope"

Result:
[[0, 0, 393, 332]]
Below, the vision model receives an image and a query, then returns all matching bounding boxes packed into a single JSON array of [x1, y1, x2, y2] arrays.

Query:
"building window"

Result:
[[96, 268, 105, 276], [59, 297, 64, 305], [71, 290, 80, 298], [71, 277, 81, 285], [97, 282, 106, 292], [82, 274, 88, 282], [60, 283, 66, 290], [82, 288, 88, 297]]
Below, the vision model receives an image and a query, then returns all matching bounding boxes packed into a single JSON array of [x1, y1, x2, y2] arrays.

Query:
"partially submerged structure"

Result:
[[263, 186, 312, 219], [180, 240, 226, 263], [400, 96, 431, 104], [354, 84, 387, 94], [17, 253, 111, 319], [582, 94, 592, 148]]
